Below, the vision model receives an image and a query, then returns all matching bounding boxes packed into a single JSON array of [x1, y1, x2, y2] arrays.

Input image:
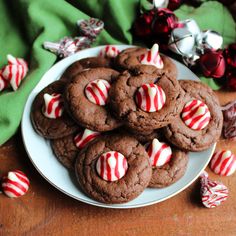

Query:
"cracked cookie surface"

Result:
[[109, 70, 184, 132], [75, 134, 152, 204], [149, 148, 188, 188], [31, 81, 78, 139], [64, 68, 122, 132], [163, 80, 223, 152], [115, 47, 177, 78]]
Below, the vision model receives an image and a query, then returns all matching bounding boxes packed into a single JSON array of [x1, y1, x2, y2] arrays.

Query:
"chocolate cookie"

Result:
[[115, 47, 177, 78], [75, 134, 152, 204], [51, 134, 78, 169], [31, 81, 78, 139], [109, 70, 184, 132], [60, 57, 111, 82], [64, 68, 122, 132], [163, 80, 223, 151]]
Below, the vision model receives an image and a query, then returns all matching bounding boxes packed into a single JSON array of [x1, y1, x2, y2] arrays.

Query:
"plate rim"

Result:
[[21, 45, 215, 209]]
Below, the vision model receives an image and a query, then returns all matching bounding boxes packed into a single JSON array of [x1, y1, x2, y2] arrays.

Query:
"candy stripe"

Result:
[[96, 151, 128, 181], [43, 93, 63, 119], [210, 150, 236, 176], [85, 79, 111, 106], [181, 99, 211, 130], [147, 139, 172, 167], [99, 45, 120, 58], [1, 170, 30, 198], [135, 83, 166, 112], [140, 44, 164, 69], [74, 129, 100, 149], [0, 74, 8, 91]]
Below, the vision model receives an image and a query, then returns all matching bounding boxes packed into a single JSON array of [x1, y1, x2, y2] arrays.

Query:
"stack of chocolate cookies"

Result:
[[31, 44, 223, 204]]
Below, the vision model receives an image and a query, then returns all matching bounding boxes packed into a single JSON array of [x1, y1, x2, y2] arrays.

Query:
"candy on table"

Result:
[[136, 83, 166, 112], [99, 45, 120, 58], [181, 99, 211, 130], [147, 138, 172, 167], [0, 74, 8, 91], [96, 151, 128, 181], [74, 129, 100, 149], [85, 79, 111, 106], [1, 170, 30, 198], [222, 100, 236, 139], [200, 171, 228, 208], [43, 93, 64, 119], [210, 150, 236, 176], [140, 44, 164, 69], [1, 54, 28, 91]]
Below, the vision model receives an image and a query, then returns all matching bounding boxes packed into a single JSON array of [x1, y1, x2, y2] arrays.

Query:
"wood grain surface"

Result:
[[0, 90, 236, 236]]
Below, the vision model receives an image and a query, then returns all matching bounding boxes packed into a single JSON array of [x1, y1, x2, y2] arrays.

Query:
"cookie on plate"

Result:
[[31, 81, 78, 139], [75, 134, 152, 204], [115, 44, 177, 78], [60, 57, 111, 82], [109, 70, 184, 132], [145, 138, 188, 188], [51, 128, 100, 169], [163, 80, 223, 152], [64, 68, 122, 132]]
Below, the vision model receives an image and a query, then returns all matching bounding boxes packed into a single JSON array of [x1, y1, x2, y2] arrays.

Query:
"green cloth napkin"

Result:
[[0, 0, 235, 145]]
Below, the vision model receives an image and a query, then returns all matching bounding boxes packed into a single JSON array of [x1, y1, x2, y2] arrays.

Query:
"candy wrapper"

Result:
[[222, 100, 236, 139], [43, 18, 104, 58], [200, 171, 228, 208]]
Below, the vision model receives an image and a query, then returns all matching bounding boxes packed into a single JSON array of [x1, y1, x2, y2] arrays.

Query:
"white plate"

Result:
[[21, 45, 215, 209]]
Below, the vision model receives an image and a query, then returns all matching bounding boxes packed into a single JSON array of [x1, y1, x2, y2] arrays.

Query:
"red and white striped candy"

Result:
[[1, 170, 30, 198], [135, 83, 166, 112], [1, 54, 28, 91], [96, 151, 128, 181], [0, 74, 8, 91], [200, 171, 228, 208], [74, 129, 100, 149], [140, 44, 164, 69], [210, 150, 236, 176], [181, 99, 211, 130], [43, 93, 64, 119], [85, 79, 111, 106], [99, 45, 120, 58], [147, 138, 172, 167]]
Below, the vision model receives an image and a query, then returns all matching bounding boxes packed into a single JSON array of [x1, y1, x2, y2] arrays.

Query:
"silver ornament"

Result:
[[199, 30, 223, 50], [182, 53, 200, 67], [153, 0, 169, 8], [168, 28, 195, 56], [179, 19, 201, 39]]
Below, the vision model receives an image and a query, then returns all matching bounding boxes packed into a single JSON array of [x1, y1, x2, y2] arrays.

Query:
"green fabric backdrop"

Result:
[[0, 0, 235, 145]]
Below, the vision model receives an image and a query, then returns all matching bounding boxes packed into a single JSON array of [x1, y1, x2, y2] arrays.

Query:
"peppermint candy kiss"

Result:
[[210, 150, 236, 176], [43, 93, 64, 119], [0, 74, 8, 91], [200, 171, 228, 208], [74, 129, 100, 149], [140, 44, 164, 69], [96, 151, 128, 181], [85, 79, 111, 106], [136, 83, 166, 112], [147, 139, 172, 167], [181, 99, 211, 130], [1, 170, 30, 198], [1, 54, 28, 91], [99, 45, 120, 58]]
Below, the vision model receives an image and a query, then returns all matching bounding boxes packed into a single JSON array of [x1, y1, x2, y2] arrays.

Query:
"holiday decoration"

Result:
[[99, 45, 120, 58], [224, 43, 236, 69], [1, 170, 30, 198], [226, 69, 236, 90], [200, 171, 228, 208]]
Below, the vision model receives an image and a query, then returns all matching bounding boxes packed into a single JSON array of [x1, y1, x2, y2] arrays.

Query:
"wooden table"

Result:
[[0, 90, 236, 236]]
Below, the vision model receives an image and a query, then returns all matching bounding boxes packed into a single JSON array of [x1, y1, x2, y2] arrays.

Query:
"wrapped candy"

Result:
[[44, 18, 104, 58], [77, 18, 104, 39], [200, 171, 228, 208], [199, 50, 226, 78], [222, 99, 236, 139], [43, 36, 91, 58], [0, 74, 8, 91]]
